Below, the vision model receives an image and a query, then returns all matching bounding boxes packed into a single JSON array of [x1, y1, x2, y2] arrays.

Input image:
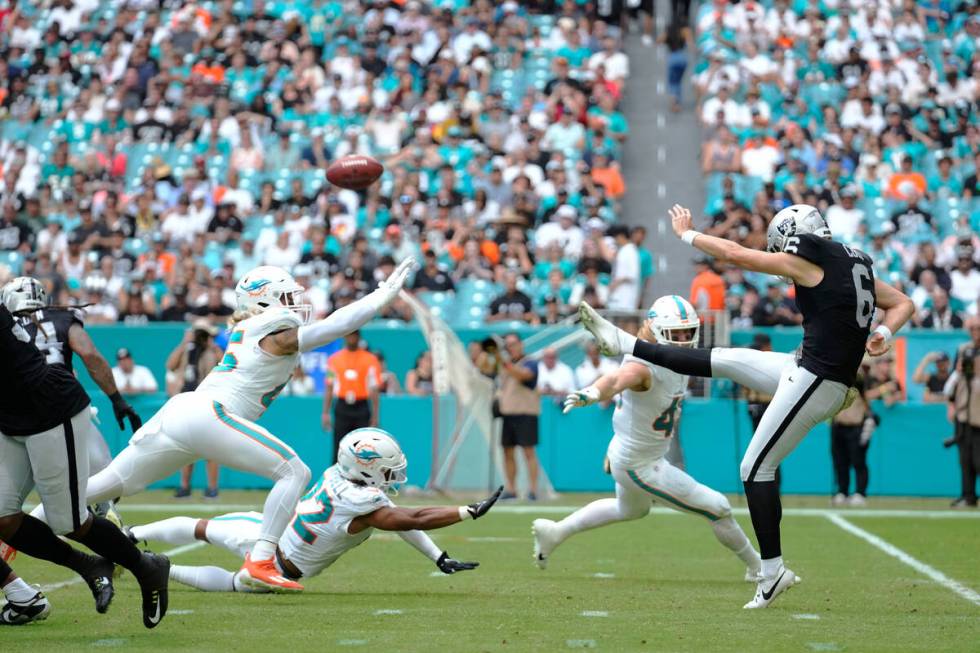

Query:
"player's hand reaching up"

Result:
[[381, 257, 417, 296], [563, 386, 600, 414], [436, 551, 478, 574], [865, 331, 891, 357], [669, 204, 694, 238]]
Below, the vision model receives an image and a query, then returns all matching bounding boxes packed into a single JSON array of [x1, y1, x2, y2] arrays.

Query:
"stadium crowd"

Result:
[[0, 0, 650, 331], [692, 0, 980, 330]]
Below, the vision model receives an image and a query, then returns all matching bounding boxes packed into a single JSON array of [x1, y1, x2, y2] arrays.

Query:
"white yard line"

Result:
[[40, 541, 206, 594], [57, 503, 980, 519], [826, 513, 980, 608]]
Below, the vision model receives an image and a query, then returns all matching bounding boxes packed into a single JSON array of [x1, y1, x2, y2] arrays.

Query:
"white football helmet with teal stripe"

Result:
[[336, 428, 408, 494], [646, 295, 700, 347], [235, 265, 310, 323]]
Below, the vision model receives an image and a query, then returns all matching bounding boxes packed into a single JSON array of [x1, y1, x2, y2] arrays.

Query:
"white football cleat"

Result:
[[744, 567, 799, 609], [848, 494, 867, 507], [831, 493, 847, 507], [578, 303, 635, 357], [532, 519, 561, 570]]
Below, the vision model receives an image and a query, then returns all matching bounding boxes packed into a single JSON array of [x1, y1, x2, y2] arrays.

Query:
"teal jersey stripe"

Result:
[[212, 402, 295, 461], [211, 515, 263, 524], [626, 470, 719, 521]]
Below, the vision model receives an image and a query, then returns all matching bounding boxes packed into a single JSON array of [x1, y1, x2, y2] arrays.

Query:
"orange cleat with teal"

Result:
[[238, 554, 304, 593], [0, 539, 16, 563]]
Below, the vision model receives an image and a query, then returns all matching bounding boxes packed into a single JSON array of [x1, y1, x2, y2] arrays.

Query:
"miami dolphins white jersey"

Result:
[[607, 354, 688, 468], [279, 465, 392, 579], [195, 308, 302, 421]]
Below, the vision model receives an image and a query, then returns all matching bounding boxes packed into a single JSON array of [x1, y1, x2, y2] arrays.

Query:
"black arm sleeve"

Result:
[[632, 340, 713, 378]]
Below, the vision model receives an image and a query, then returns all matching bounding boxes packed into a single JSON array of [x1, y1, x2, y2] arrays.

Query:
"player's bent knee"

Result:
[[738, 458, 755, 482], [279, 456, 311, 486]]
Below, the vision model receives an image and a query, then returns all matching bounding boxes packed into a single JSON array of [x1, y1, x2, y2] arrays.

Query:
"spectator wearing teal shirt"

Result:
[[533, 243, 577, 281], [586, 92, 629, 144], [927, 156, 963, 198], [632, 226, 654, 299]]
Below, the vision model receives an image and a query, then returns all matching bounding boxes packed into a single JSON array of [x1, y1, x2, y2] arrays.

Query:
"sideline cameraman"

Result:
[[166, 319, 222, 499], [947, 317, 980, 508]]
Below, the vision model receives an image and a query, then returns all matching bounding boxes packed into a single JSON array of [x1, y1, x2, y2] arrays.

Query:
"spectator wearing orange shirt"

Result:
[[886, 155, 927, 200], [689, 257, 726, 314], [322, 330, 382, 460], [590, 152, 626, 199]]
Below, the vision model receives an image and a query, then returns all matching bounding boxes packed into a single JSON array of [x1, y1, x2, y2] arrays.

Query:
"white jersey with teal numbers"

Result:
[[195, 308, 302, 421], [606, 354, 688, 468], [279, 465, 392, 579]]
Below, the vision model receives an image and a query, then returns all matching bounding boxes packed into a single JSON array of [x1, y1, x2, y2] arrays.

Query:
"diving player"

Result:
[[36, 260, 417, 593], [579, 204, 914, 608], [534, 295, 761, 581], [128, 429, 502, 592]]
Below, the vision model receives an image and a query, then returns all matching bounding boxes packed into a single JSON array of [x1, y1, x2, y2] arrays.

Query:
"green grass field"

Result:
[[3, 492, 978, 652]]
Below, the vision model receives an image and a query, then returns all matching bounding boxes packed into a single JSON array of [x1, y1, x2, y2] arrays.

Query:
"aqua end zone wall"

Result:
[[82, 324, 966, 497]]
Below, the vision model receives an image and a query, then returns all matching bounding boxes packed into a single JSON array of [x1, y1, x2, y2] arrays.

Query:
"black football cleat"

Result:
[[135, 552, 170, 629], [0, 589, 51, 625], [82, 556, 115, 614]]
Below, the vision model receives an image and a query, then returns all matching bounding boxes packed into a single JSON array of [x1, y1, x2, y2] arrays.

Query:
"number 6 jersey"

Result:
[[789, 234, 875, 386], [607, 355, 688, 469]]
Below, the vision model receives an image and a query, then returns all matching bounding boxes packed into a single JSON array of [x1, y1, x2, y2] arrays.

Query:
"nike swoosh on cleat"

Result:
[[147, 592, 161, 625], [761, 572, 785, 601]]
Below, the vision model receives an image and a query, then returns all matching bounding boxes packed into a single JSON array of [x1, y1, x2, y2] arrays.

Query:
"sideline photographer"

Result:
[[947, 317, 980, 508]]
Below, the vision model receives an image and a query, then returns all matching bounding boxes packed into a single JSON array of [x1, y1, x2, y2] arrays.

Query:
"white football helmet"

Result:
[[766, 204, 832, 253], [3, 276, 46, 315], [646, 295, 700, 347], [234, 265, 311, 323], [336, 428, 408, 494]]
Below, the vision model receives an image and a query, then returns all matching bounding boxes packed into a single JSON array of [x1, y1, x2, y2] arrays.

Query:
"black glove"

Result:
[[436, 551, 478, 574], [463, 485, 503, 520], [109, 392, 142, 432]]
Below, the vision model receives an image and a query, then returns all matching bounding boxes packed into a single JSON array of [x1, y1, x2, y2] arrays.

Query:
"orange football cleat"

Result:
[[238, 554, 304, 593]]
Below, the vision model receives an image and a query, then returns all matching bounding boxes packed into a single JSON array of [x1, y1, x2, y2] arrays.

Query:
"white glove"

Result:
[[369, 256, 418, 310], [563, 387, 601, 414]]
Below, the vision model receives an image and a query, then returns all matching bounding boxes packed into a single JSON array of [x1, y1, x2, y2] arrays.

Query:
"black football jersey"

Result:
[[789, 234, 875, 386], [0, 306, 90, 436], [15, 307, 84, 374]]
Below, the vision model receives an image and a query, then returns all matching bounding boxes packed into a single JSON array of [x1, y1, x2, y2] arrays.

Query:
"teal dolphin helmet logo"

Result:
[[241, 278, 271, 294], [351, 445, 383, 462]]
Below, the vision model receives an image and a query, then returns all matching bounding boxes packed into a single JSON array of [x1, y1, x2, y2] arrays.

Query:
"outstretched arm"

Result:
[[668, 204, 824, 286], [562, 362, 651, 413], [348, 486, 502, 534], [866, 279, 915, 357], [261, 257, 418, 355]]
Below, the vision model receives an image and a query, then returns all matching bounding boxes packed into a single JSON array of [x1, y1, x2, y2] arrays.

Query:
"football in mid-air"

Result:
[[326, 155, 384, 190]]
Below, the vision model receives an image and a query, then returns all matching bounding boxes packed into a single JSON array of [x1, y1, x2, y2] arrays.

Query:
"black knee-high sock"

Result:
[[0, 558, 13, 584], [72, 516, 142, 571], [743, 480, 782, 559], [632, 340, 713, 377], [7, 515, 101, 575]]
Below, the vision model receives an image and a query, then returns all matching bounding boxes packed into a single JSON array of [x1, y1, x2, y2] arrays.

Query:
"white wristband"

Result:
[[681, 230, 701, 246], [873, 325, 893, 342], [458, 506, 472, 521]]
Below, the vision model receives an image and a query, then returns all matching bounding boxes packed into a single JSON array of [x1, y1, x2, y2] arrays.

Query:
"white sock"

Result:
[[250, 458, 309, 560], [711, 517, 761, 571], [554, 498, 632, 541], [761, 556, 783, 579], [170, 564, 236, 592], [130, 517, 199, 546], [249, 537, 277, 561], [2, 577, 37, 603]]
